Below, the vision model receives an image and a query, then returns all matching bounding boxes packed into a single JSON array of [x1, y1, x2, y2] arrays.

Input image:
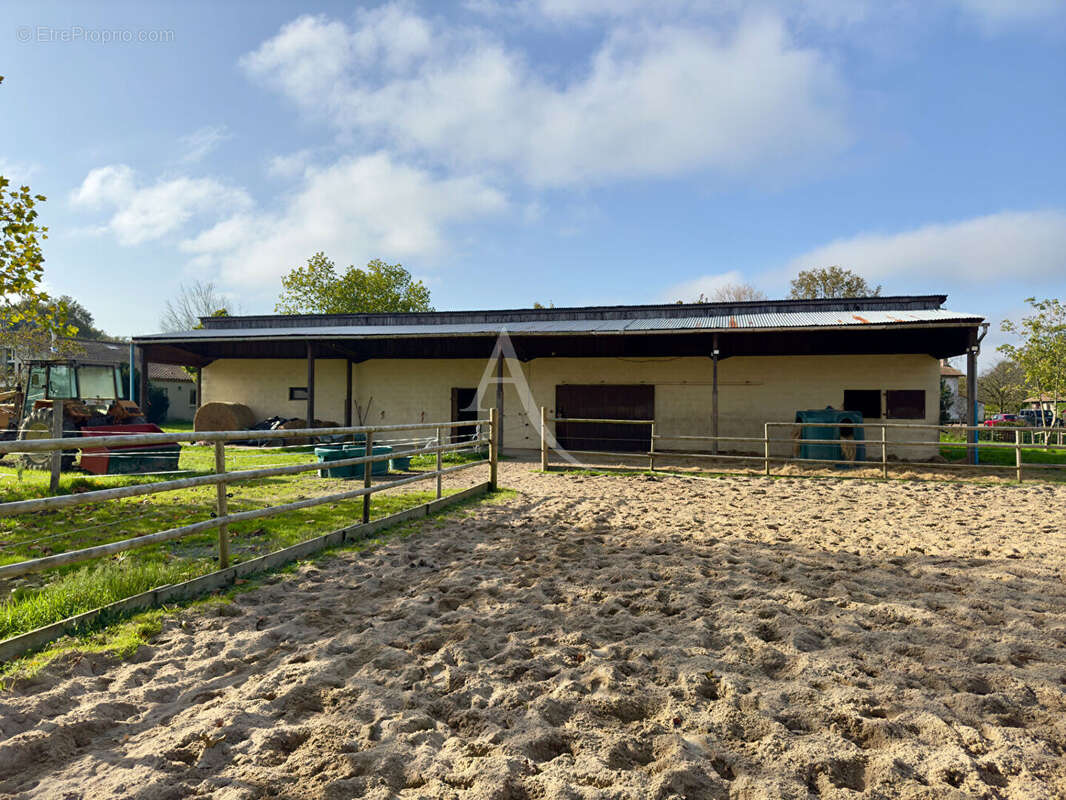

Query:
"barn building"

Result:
[[132, 295, 985, 459]]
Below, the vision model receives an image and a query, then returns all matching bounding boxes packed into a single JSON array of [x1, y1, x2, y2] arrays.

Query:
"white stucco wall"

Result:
[[153, 378, 198, 422]]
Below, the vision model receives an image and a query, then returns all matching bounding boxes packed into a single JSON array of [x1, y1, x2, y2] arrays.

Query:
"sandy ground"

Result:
[[1, 460, 1065, 799]]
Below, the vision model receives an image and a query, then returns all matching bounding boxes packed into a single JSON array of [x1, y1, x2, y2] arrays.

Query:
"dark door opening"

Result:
[[451, 387, 479, 442], [555, 384, 654, 452]]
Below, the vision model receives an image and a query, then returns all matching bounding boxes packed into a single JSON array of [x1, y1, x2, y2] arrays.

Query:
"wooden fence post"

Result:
[[763, 423, 771, 476], [436, 426, 443, 499], [363, 429, 373, 524], [489, 408, 499, 491], [49, 404, 63, 494], [649, 421, 656, 471], [881, 425, 888, 480], [1015, 429, 1023, 483], [214, 441, 229, 568], [540, 406, 548, 471]]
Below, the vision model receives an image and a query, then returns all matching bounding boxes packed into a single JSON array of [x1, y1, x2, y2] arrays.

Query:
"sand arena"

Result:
[[1, 462, 1064, 799]]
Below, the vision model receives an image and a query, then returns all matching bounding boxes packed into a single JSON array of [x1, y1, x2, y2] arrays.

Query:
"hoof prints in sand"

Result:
[[1, 463, 1065, 798]]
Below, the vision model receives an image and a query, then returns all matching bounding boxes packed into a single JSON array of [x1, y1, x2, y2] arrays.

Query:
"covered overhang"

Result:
[[134, 322, 980, 367]]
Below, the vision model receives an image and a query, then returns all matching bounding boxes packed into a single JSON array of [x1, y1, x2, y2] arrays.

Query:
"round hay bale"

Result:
[[194, 402, 256, 432]]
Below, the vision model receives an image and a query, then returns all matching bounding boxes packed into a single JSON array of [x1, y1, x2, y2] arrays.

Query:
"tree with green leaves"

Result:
[[0, 75, 71, 343], [788, 266, 881, 299], [976, 359, 1027, 415], [276, 253, 433, 315], [999, 297, 1066, 440], [0, 177, 74, 344]]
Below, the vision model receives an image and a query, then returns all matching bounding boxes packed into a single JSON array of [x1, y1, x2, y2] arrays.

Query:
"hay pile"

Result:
[[193, 402, 255, 432]]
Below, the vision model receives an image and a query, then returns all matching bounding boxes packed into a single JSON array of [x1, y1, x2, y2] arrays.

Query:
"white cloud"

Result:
[[71, 165, 252, 246], [661, 270, 747, 303], [242, 8, 848, 187], [266, 150, 313, 179], [181, 152, 507, 286], [784, 210, 1066, 286], [179, 125, 231, 163], [0, 158, 40, 184]]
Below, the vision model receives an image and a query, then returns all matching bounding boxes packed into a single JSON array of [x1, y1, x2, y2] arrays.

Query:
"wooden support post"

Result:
[[649, 421, 656, 471], [881, 425, 888, 479], [344, 359, 353, 429], [489, 407, 499, 491], [966, 339, 978, 465], [436, 426, 443, 499], [306, 342, 315, 430], [540, 406, 548, 471], [763, 423, 771, 476], [214, 441, 229, 568], [363, 429, 373, 524], [495, 354, 504, 452], [712, 333, 719, 456], [1015, 429, 1023, 483], [195, 368, 203, 409], [49, 403, 63, 494], [137, 347, 148, 415]]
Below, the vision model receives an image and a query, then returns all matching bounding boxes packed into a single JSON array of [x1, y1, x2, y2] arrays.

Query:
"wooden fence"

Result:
[[0, 411, 498, 578], [539, 410, 1065, 482], [0, 411, 499, 660]]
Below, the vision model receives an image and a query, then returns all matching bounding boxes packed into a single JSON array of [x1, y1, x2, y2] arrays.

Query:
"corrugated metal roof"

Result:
[[136, 307, 981, 343]]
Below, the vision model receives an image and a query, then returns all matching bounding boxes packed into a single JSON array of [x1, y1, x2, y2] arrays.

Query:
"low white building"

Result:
[[135, 295, 985, 461]]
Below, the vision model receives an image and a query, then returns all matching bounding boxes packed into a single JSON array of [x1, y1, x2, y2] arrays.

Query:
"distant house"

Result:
[[148, 363, 197, 422], [939, 360, 966, 422]]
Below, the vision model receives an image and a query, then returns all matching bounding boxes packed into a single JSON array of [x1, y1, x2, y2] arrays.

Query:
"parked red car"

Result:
[[983, 413, 1020, 426]]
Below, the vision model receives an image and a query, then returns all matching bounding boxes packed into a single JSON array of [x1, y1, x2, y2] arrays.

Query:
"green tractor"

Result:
[[1, 359, 179, 474]]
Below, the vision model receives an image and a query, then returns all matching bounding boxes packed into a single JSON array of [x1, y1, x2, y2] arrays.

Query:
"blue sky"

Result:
[[2, 0, 1065, 357]]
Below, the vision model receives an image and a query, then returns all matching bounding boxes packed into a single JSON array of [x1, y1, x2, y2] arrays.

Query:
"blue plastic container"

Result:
[[315, 444, 393, 478], [794, 409, 865, 464]]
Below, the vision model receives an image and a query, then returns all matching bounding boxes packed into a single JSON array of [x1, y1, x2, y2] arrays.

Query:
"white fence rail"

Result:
[[540, 410, 1065, 482]]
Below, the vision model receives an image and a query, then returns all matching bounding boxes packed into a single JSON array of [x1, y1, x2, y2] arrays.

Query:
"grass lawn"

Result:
[[158, 420, 195, 433], [0, 486, 514, 688], [939, 442, 1066, 466], [0, 442, 486, 641]]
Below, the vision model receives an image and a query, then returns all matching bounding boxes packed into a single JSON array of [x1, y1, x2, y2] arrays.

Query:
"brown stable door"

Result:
[[555, 384, 654, 452]]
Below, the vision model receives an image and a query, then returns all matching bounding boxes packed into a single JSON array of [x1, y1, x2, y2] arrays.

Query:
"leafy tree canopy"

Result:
[[788, 266, 881, 299], [276, 253, 433, 315], [976, 359, 1027, 414], [999, 297, 1066, 427], [0, 175, 74, 342]]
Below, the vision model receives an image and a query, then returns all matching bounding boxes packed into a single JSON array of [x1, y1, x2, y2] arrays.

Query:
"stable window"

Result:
[[885, 389, 926, 420], [289, 386, 308, 401], [843, 390, 881, 420], [190, 389, 197, 405]]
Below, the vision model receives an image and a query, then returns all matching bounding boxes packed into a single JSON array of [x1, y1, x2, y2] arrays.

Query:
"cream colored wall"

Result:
[[203, 353, 941, 459], [202, 358, 349, 423], [523, 354, 940, 458]]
